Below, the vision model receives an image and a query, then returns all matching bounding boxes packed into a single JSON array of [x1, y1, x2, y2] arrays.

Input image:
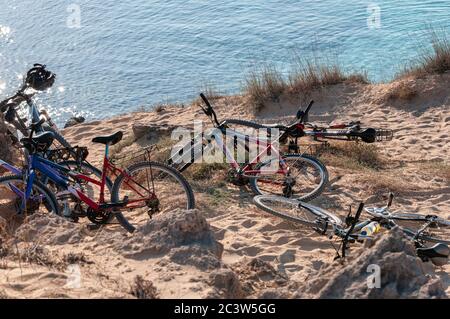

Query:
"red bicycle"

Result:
[[168, 94, 329, 201], [0, 125, 195, 233]]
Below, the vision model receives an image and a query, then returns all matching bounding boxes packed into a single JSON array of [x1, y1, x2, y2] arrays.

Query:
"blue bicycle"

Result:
[[0, 117, 195, 233]]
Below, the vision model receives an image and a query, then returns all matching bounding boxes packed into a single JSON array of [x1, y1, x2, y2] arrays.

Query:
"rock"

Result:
[[207, 268, 244, 299], [117, 209, 223, 269], [232, 257, 289, 297], [0, 116, 15, 163], [132, 122, 179, 140], [169, 245, 222, 270], [257, 288, 292, 299], [64, 116, 85, 128], [295, 228, 448, 299], [14, 213, 87, 245]]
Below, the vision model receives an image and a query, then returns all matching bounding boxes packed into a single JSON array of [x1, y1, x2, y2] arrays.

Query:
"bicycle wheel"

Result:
[[365, 208, 450, 244], [51, 160, 113, 219], [253, 195, 342, 227], [111, 161, 195, 230], [250, 154, 328, 201], [392, 213, 450, 244], [0, 175, 59, 219]]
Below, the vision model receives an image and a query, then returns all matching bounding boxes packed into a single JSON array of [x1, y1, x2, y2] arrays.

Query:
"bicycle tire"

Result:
[[365, 208, 450, 244], [253, 195, 342, 227], [0, 174, 59, 215], [392, 213, 450, 244], [250, 153, 328, 201], [224, 118, 268, 129], [111, 161, 195, 232]]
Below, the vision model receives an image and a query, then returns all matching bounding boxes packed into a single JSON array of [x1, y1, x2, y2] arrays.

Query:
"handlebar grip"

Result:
[[199, 93, 212, 108], [355, 202, 364, 220]]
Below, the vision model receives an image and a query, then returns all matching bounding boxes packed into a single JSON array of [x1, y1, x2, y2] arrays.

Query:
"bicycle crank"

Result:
[[146, 198, 160, 218]]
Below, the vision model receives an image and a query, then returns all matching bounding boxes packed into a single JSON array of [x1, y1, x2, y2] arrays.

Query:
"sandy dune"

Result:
[[0, 73, 449, 298]]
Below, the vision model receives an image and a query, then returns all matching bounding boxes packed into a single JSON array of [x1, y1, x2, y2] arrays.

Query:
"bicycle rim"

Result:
[[0, 175, 59, 229], [253, 195, 342, 227], [251, 154, 328, 201], [112, 161, 195, 230], [391, 213, 450, 244]]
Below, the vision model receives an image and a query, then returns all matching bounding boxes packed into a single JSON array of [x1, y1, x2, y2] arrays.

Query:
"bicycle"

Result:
[[253, 193, 449, 266], [0, 119, 195, 233], [0, 64, 111, 195], [224, 99, 393, 152], [0, 64, 72, 149], [168, 93, 329, 201]]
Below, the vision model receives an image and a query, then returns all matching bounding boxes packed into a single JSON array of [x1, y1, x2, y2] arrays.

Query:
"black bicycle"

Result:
[[224, 100, 393, 149], [253, 193, 449, 265]]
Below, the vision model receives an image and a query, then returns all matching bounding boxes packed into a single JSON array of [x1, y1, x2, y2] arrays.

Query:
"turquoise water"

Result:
[[0, 1, 449, 125]]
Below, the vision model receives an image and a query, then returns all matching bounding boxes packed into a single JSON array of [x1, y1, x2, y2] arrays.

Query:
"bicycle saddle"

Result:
[[92, 131, 123, 145], [20, 131, 55, 153], [416, 243, 450, 266]]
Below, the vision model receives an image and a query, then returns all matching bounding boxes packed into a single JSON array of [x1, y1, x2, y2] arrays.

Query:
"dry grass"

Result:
[[153, 104, 166, 113], [244, 57, 368, 112], [399, 31, 450, 78], [419, 161, 450, 182], [186, 162, 228, 181], [109, 133, 137, 159], [288, 58, 367, 94], [193, 83, 224, 107], [363, 173, 413, 196], [244, 65, 286, 112], [63, 252, 92, 265], [17, 244, 57, 268], [130, 275, 159, 299], [319, 141, 383, 170], [386, 81, 418, 101]]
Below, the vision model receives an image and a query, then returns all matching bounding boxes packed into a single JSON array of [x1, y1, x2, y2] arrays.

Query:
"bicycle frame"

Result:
[[1, 146, 156, 212], [211, 127, 290, 176]]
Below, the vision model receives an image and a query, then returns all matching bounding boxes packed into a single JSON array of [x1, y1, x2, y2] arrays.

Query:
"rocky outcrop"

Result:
[[0, 117, 14, 163], [295, 228, 448, 299], [118, 209, 224, 270], [207, 269, 244, 299], [64, 116, 85, 128]]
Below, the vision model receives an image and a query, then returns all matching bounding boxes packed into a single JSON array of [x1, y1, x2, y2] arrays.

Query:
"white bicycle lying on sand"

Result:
[[253, 193, 450, 266]]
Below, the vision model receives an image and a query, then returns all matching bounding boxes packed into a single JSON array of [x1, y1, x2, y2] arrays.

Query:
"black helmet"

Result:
[[25, 64, 56, 91]]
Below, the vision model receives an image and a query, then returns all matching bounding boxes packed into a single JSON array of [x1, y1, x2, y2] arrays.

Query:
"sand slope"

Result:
[[1, 74, 449, 298]]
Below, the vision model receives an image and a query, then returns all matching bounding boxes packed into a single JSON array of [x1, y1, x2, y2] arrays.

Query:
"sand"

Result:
[[0, 73, 449, 298]]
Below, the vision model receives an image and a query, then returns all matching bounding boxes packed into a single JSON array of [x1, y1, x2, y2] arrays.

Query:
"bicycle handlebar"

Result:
[[198, 93, 220, 127], [341, 202, 364, 258]]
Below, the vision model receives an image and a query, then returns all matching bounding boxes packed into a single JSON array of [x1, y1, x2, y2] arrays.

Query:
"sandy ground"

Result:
[[0, 73, 449, 298]]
